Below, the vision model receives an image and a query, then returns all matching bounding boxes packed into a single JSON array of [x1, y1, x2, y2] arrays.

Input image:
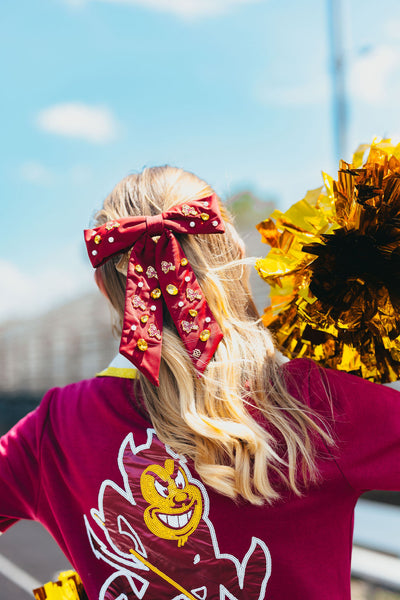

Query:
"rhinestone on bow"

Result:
[[148, 324, 162, 340], [105, 221, 120, 231], [132, 295, 146, 310], [146, 266, 158, 279], [200, 329, 211, 341], [181, 320, 199, 333], [186, 288, 202, 302], [181, 204, 198, 217], [161, 261, 176, 274], [137, 339, 148, 351]]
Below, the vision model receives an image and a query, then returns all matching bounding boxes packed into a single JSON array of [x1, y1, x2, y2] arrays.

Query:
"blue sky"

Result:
[[2, 0, 400, 322]]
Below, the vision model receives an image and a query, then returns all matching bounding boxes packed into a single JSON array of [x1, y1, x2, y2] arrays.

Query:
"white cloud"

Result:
[[36, 103, 119, 143], [385, 19, 400, 40], [350, 45, 400, 105], [256, 45, 400, 109], [19, 161, 55, 185], [64, 0, 261, 18], [0, 254, 94, 324]]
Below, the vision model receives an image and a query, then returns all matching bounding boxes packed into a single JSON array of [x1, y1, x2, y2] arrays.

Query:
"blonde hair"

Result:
[[94, 165, 332, 505]]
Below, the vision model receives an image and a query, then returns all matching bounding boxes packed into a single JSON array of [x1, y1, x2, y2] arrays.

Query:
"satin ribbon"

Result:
[[84, 195, 225, 385]]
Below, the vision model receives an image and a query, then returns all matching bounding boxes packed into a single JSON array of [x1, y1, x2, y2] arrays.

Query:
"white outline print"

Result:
[[84, 429, 272, 599]]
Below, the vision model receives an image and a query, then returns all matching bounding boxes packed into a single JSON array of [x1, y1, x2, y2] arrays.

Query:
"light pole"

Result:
[[327, 0, 348, 163]]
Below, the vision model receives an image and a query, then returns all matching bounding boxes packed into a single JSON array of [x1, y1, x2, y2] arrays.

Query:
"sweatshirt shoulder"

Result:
[[280, 357, 386, 417], [280, 357, 348, 418], [48, 376, 122, 404], [44, 376, 146, 425], [280, 358, 325, 406]]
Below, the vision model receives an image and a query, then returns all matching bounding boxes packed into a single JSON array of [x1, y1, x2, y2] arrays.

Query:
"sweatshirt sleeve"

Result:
[[306, 362, 400, 494], [0, 389, 53, 532]]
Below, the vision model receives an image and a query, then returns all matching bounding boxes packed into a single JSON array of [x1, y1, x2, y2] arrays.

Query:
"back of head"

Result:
[[93, 166, 329, 504]]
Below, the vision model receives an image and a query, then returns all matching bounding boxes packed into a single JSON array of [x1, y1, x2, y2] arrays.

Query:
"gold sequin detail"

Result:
[[151, 288, 162, 299], [94, 234, 101, 244], [135, 265, 144, 273], [137, 339, 148, 351], [140, 315, 149, 323], [200, 213, 210, 221], [200, 329, 210, 342], [189, 309, 198, 317], [180, 258, 188, 266], [166, 284, 178, 296]]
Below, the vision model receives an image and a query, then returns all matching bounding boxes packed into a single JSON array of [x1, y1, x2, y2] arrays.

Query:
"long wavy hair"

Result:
[[94, 166, 332, 505]]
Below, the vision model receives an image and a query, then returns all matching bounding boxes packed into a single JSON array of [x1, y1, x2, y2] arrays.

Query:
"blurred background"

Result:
[[3, 0, 400, 598]]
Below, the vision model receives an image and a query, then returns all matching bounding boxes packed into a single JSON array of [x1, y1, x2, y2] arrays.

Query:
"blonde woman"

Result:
[[1, 166, 400, 600]]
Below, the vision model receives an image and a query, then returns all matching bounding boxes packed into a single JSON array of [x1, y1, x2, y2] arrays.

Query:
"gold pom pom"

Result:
[[256, 138, 400, 383]]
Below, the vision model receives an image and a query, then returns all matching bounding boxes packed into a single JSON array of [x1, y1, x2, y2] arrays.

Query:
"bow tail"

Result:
[[119, 242, 164, 386], [156, 232, 223, 377]]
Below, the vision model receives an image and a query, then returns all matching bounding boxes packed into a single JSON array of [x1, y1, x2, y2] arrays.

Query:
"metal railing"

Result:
[[352, 499, 400, 594]]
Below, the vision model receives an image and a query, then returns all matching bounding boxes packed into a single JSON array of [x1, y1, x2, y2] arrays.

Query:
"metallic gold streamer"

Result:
[[256, 138, 400, 383], [33, 571, 87, 600]]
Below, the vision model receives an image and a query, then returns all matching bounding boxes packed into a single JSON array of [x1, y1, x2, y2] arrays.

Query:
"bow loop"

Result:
[[84, 194, 225, 385], [146, 214, 165, 237]]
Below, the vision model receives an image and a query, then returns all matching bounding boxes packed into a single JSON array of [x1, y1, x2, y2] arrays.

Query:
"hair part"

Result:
[[94, 165, 333, 504]]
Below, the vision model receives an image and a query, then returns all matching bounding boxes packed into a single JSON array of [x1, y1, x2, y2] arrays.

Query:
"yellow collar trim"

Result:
[[96, 366, 138, 379], [96, 354, 138, 379]]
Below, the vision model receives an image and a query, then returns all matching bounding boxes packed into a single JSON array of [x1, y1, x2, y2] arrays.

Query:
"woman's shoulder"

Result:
[[279, 357, 328, 410], [46, 374, 131, 405], [42, 370, 149, 433], [280, 356, 400, 419], [47, 354, 141, 410]]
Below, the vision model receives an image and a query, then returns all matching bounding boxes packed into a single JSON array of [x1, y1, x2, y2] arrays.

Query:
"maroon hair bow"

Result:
[[84, 195, 225, 386]]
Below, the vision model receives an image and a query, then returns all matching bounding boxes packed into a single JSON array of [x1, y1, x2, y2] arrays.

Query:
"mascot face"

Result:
[[140, 458, 202, 546]]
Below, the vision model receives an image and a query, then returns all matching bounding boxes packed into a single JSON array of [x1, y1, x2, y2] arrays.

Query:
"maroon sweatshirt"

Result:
[[1, 358, 399, 600]]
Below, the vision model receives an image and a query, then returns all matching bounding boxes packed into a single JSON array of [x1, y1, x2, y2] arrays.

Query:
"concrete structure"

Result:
[[0, 293, 118, 394]]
